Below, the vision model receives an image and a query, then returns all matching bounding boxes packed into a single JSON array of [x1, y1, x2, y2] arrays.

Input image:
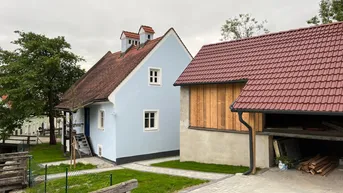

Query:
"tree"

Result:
[[0, 102, 24, 143], [307, 0, 343, 25], [0, 31, 85, 144], [221, 13, 269, 41]]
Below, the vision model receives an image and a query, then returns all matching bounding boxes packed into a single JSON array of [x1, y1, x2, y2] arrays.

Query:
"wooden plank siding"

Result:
[[189, 83, 263, 132]]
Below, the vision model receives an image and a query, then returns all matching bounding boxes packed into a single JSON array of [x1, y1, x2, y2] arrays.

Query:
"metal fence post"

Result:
[[45, 165, 47, 193], [110, 174, 112, 186], [29, 156, 32, 187], [65, 167, 68, 193]]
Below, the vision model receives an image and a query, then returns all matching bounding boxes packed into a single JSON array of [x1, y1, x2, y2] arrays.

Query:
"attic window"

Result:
[[148, 35, 151, 40], [129, 39, 132, 44], [149, 67, 161, 86], [134, 40, 138, 45]]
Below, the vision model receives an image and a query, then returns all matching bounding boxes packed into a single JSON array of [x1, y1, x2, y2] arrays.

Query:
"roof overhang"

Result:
[[230, 106, 343, 116], [55, 99, 109, 112], [173, 79, 248, 86]]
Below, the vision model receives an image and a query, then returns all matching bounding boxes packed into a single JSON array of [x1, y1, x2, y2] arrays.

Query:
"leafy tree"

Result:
[[221, 13, 269, 41], [0, 102, 24, 143], [0, 31, 85, 144], [307, 0, 343, 25]]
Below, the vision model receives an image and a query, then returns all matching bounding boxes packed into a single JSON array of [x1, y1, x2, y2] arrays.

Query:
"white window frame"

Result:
[[148, 67, 162, 86], [98, 109, 105, 130], [97, 144, 103, 157], [143, 110, 159, 131]]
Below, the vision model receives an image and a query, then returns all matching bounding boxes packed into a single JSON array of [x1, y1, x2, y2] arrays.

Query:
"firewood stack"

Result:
[[297, 155, 338, 176]]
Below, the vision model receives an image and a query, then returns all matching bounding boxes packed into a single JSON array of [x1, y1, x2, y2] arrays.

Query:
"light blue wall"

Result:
[[88, 102, 116, 161], [115, 32, 191, 158]]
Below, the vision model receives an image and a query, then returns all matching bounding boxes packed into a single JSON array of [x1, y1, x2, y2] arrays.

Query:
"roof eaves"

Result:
[[173, 79, 248, 86], [230, 108, 343, 116]]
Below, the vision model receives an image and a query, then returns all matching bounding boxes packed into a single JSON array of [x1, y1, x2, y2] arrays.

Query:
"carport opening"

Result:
[[265, 113, 343, 136], [264, 113, 343, 176]]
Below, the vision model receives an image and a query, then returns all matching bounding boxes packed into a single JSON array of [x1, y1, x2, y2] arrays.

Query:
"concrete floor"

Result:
[[186, 168, 343, 193]]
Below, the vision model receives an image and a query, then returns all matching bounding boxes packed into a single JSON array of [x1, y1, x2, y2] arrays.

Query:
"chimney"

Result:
[[120, 31, 139, 53], [138, 25, 155, 45]]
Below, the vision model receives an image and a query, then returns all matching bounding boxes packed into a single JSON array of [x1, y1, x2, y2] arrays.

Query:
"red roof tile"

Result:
[[175, 22, 343, 113], [121, 31, 139, 39], [139, 25, 155, 34], [56, 37, 162, 110]]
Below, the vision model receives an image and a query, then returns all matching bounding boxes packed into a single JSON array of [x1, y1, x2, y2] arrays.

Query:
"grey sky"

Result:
[[0, 0, 319, 70]]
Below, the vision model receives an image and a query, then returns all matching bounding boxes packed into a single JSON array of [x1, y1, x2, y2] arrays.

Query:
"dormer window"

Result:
[[148, 35, 151, 40], [129, 39, 132, 44]]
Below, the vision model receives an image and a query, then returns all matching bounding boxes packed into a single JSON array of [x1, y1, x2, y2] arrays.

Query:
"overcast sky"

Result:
[[0, 0, 319, 70]]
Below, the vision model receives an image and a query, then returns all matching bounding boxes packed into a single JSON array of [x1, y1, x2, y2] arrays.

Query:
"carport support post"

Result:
[[238, 111, 256, 175]]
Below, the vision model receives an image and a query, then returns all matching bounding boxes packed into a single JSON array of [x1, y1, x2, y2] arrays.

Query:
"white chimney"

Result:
[[139, 25, 155, 45], [120, 31, 139, 53]]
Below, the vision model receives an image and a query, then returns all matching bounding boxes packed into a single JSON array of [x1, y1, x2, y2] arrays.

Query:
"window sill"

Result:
[[144, 128, 159, 132], [149, 83, 161, 86], [98, 128, 104, 131]]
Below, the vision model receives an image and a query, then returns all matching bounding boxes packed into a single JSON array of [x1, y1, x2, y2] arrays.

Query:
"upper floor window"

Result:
[[128, 39, 131, 44], [149, 68, 161, 86], [148, 34, 151, 39], [98, 110, 105, 130], [144, 110, 159, 131]]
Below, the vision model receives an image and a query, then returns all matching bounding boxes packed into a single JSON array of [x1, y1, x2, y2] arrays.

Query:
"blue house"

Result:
[[56, 25, 192, 164]]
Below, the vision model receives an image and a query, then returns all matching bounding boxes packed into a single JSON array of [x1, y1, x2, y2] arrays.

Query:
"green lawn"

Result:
[[36, 163, 97, 175], [30, 143, 67, 163], [29, 143, 96, 175], [151, 160, 249, 174], [27, 169, 207, 193]]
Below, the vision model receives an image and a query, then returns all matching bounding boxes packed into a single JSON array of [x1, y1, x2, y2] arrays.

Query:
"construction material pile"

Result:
[[297, 155, 338, 176]]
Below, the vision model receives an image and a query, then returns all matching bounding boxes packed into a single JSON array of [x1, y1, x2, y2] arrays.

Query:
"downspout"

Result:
[[238, 111, 255, 175]]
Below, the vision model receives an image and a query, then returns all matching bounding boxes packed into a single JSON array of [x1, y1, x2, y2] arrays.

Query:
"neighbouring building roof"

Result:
[[175, 22, 343, 114], [140, 25, 155, 34], [121, 31, 140, 39], [56, 36, 163, 110]]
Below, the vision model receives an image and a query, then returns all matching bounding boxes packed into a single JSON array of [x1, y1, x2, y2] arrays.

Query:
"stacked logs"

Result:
[[297, 155, 338, 177]]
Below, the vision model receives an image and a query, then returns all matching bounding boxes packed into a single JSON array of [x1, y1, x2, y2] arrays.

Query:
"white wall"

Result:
[[88, 102, 116, 161]]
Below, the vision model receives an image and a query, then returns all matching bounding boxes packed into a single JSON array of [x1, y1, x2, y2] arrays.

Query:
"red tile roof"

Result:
[[175, 22, 343, 113], [56, 37, 163, 110], [121, 31, 139, 39], [140, 25, 155, 34]]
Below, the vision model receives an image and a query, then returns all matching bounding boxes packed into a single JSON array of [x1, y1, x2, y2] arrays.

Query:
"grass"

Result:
[[29, 143, 96, 175], [36, 163, 97, 175], [27, 169, 207, 193], [151, 160, 249, 174], [29, 143, 67, 163]]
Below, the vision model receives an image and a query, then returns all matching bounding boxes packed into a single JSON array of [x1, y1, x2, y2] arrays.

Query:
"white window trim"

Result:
[[98, 109, 105, 130], [143, 109, 159, 132], [97, 144, 103, 157], [148, 67, 162, 86]]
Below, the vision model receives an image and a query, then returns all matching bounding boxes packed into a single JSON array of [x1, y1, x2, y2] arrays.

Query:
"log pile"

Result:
[[297, 155, 338, 176]]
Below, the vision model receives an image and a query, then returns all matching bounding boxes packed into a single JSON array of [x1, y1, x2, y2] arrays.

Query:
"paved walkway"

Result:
[[183, 168, 343, 193], [41, 157, 115, 168], [122, 163, 230, 181]]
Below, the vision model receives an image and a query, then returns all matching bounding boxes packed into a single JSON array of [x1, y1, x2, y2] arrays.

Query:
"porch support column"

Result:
[[69, 111, 73, 155], [238, 111, 256, 175], [63, 111, 67, 155]]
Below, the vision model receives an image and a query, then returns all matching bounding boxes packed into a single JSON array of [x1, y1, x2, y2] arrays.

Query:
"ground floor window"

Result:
[[144, 110, 159, 131]]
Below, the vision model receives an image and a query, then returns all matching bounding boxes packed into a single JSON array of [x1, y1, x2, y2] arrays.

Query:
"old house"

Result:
[[175, 22, 343, 172], [57, 25, 192, 164]]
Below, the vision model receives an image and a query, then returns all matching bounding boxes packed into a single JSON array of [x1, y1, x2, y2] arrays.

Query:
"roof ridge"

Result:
[[205, 21, 343, 47]]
